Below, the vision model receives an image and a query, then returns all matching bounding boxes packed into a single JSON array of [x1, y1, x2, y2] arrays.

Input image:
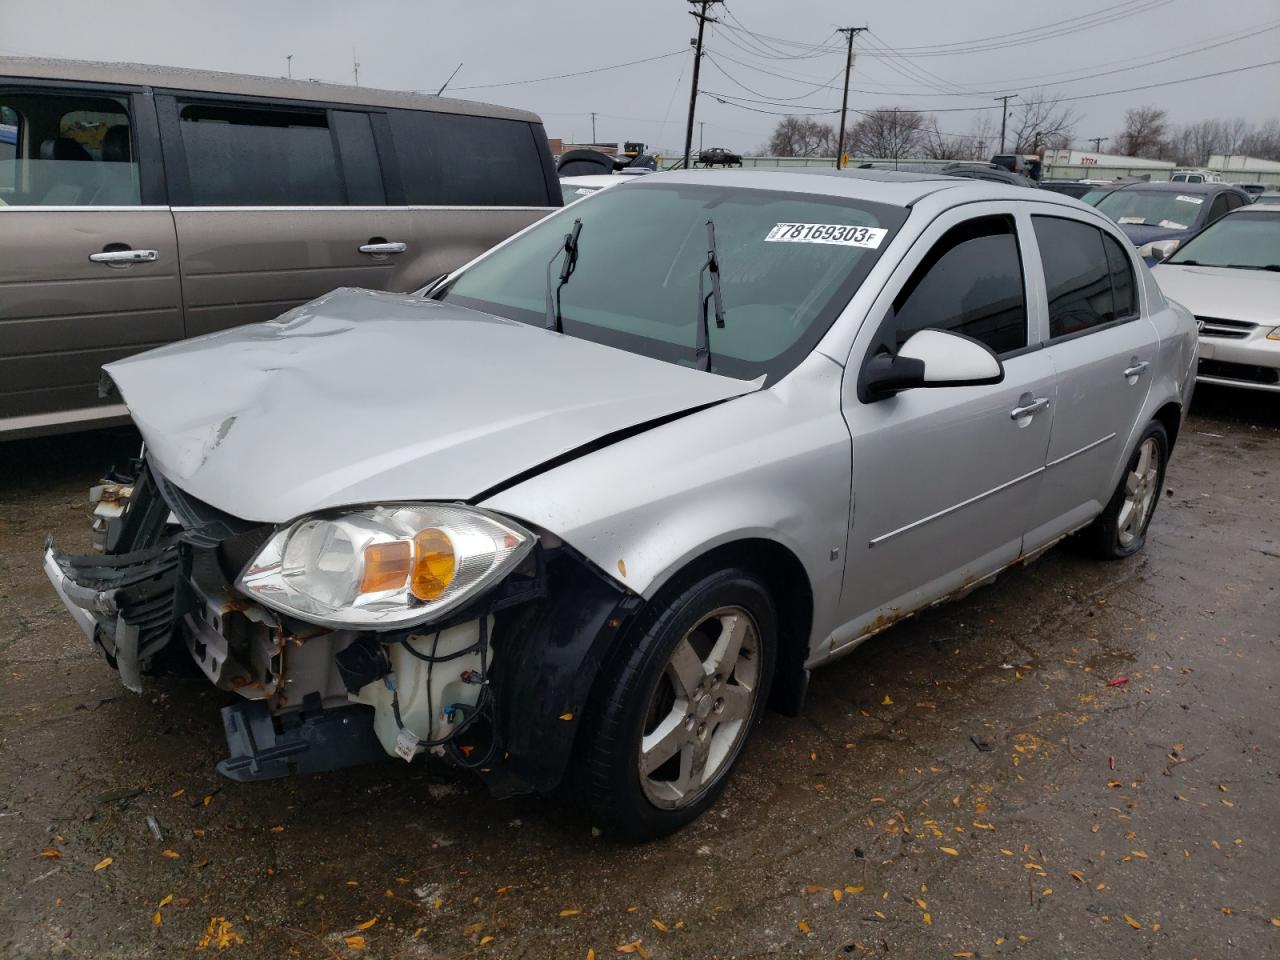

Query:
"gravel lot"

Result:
[[1, 384, 1276, 960]]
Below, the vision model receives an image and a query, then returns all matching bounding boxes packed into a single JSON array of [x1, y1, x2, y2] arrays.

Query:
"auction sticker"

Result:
[[765, 222, 888, 247], [1175, 194, 1204, 205]]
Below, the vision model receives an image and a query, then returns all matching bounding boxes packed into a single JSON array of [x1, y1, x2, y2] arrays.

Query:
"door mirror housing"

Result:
[[864, 329, 1004, 400]]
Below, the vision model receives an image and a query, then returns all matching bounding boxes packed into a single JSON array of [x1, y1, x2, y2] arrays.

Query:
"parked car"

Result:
[[1170, 168, 1223, 184], [1252, 191, 1280, 205], [697, 146, 742, 167], [45, 170, 1195, 840], [1090, 181, 1252, 262], [1152, 205, 1280, 394], [0, 57, 560, 439], [1237, 183, 1267, 198], [1039, 180, 1095, 199], [940, 162, 1038, 188]]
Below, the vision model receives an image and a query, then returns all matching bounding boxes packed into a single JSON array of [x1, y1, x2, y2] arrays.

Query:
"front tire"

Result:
[[1082, 420, 1168, 559], [581, 568, 776, 841]]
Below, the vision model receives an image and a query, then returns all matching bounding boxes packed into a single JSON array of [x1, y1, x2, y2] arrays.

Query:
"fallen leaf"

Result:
[[343, 934, 366, 950], [496, 885, 512, 894], [152, 911, 162, 928], [1123, 914, 1142, 930], [171, 788, 185, 799], [845, 885, 865, 894], [161, 849, 180, 859], [479, 935, 494, 945], [1106, 676, 1130, 687], [559, 908, 581, 917], [832, 889, 843, 903], [615, 940, 646, 956], [356, 917, 378, 931], [1042, 888, 1053, 896], [159, 894, 173, 907], [650, 919, 668, 932], [1000, 848, 1015, 856], [39, 848, 61, 859], [94, 857, 113, 871], [192, 829, 207, 838], [588, 950, 597, 960], [464, 922, 484, 935], [923, 912, 932, 925], [797, 920, 811, 934], [197, 917, 244, 951], [1132, 850, 1148, 859], [270, 825, 284, 833], [803, 884, 824, 894], [201, 795, 213, 807], [1070, 870, 1085, 883], [559, 712, 574, 721], [882, 695, 893, 705], [973, 821, 995, 830], [954, 953, 976, 958], [940, 847, 959, 856]]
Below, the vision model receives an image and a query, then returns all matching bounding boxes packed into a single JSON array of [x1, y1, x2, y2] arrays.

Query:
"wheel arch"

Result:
[[1152, 399, 1182, 451]]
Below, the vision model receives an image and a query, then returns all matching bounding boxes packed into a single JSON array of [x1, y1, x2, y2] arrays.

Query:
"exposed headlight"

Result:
[[237, 504, 535, 629]]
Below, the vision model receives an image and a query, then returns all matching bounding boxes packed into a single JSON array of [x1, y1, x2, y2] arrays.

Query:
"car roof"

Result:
[[643, 167, 1065, 208], [1110, 181, 1238, 194], [0, 56, 539, 123]]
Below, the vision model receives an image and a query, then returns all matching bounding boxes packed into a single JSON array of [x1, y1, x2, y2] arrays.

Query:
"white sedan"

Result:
[[1153, 205, 1280, 394]]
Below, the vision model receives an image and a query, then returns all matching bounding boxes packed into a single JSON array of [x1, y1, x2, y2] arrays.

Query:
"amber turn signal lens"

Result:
[[360, 540, 411, 593], [411, 528, 456, 600]]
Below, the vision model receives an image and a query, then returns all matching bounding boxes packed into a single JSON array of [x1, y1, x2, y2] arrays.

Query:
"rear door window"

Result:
[[1033, 216, 1133, 338], [888, 215, 1027, 356], [177, 102, 343, 206], [0, 90, 139, 205], [1206, 193, 1231, 222], [389, 110, 550, 206]]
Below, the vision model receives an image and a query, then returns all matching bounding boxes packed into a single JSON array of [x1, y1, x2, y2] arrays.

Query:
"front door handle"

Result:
[[1010, 397, 1050, 420], [358, 241, 407, 255], [89, 249, 158, 264], [1123, 360, 1150, 379]]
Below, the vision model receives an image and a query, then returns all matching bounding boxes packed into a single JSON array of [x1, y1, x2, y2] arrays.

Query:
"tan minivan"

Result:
[[0, 58, 561, 439]]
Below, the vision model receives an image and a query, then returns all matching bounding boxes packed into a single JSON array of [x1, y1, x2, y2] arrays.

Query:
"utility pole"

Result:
[[834, 26, 868, 169], [994, 94, 1016, 153], [1089, 136, 1107, 153], [683, 0, 719, 169], [699, 121, 705, 151], [590, 112, 598, 142], [352, 47, 360, 86], [285, 54, 292, 80]]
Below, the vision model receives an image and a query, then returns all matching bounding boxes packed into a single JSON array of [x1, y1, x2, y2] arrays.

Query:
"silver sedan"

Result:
[[45, 170, 1197, 840]]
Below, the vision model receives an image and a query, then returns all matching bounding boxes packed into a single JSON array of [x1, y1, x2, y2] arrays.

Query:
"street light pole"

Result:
[[834, 26, 867, 169], [285, 54, 292, 80]]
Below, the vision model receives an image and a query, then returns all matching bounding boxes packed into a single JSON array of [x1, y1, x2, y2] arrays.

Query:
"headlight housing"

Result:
[[237, 504, 535, 629]]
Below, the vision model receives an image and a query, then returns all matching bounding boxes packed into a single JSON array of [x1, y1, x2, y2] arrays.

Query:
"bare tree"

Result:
[[1179, 119, 1224, 166], [1007, 90, 1078, 153], [764, 116, 837, 158], [920, 118, 971, 160], [1115, 106, 1168, 158], [850, 108, 926, 160], [1217, 117, 1251, 157], [1241, 118, 1280, 161]]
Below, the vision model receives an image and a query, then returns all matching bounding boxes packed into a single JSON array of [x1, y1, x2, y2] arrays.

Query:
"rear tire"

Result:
[[1081, 420, 1168, 559], [581, 568, 776, 841]]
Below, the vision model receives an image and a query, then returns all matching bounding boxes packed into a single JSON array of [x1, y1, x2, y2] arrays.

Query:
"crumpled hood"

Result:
[[1152, 263, 1280, 323], [104, 288, 759, 523]]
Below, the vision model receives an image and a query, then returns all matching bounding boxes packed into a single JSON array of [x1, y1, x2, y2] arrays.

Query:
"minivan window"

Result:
[[389, 110, 550, 206], [178, 102, 343, 206], [1033, 216, 1130, 338], [0, 91, 139, 205], [439, 182, 906, 380], [889, 215, 1027, 355]]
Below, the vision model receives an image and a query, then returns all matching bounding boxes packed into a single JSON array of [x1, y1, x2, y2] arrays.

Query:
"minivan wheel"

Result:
[[1082, 420, 1168, 559], [582, 568, 776, 841]]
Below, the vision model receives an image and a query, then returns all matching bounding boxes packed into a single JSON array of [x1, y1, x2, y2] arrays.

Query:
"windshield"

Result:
[[1165, 210, 1280, 269], [438, 182, 907, 380], [1096, 190, 1206, 230]]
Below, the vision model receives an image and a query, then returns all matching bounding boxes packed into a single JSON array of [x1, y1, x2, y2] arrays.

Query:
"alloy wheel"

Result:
[[1118, 437, 1160, 546]]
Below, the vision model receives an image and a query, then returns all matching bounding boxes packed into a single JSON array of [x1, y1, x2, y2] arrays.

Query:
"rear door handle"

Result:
[[1123, 360, 1150, 379], [89, 249, 158, 264], [359, 242, 407, 255], [1010, 397, 1050, 420]]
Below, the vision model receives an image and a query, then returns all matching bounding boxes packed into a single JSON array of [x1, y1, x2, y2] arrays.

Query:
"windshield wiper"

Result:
[[695, 220, 727, 372], [545, 218, 583, 333], [1225, 263, 1280, 272]]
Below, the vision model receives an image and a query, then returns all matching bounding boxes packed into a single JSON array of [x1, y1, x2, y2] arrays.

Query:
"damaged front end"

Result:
[[44, 457, 640, 796]]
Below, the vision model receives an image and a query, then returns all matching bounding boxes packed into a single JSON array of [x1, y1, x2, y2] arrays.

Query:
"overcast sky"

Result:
[[4, 0, 1279, 155]]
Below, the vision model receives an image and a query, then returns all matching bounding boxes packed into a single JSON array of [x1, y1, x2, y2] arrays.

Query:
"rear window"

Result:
[[1033, 216, 1135, 338], [178, 102, 343, 206], [1095, 189, 1204, 230], [389, 110, 550, 206]]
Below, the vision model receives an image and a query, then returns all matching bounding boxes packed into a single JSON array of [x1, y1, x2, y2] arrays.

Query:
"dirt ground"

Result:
[[1, 384, 1277, 960]]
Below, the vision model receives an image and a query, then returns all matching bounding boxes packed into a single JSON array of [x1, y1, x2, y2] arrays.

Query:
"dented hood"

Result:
[[104, 288, 758, 523]]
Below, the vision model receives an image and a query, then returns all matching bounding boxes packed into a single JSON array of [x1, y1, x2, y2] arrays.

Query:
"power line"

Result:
[[452, 50, 685, 91], [705, 54, 845, 102]]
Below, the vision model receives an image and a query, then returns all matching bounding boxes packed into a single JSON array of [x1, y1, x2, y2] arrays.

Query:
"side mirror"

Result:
[[864, 329, 1004, 400], [1146, 239, 1179, 262]]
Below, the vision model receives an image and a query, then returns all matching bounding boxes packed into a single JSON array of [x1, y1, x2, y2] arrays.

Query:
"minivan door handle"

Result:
[[1123, 360, 1150, 379], [89, 249, 158, 264], [358, 241, 407, 255], [1010, 396, 1050, 420]]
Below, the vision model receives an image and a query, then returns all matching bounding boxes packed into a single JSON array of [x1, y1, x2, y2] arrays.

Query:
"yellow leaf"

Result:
[[560, 712, 574, 721], [192, 828, 207, 838], [588, 951, 597, 960], [1096, 882, 1107, 890], [356, 917, 378, 931], [615, 940, 645, 955], [94, 857, 113, 871], [1000, 848, 1014, 857], [650, 919, 668, 932], [882, 695, 893, 705], [559, 908, 580, 917], [954, 953, 976, 958], [1042, 888, 1053, 896], [1070, 870, 1085, 882], [923, 912, 932, 925], [270, 825, 284, 833], [161, 850, 180, 859], [480, 935, 494, 945], [916, 898, 928, 910], [496, 885, 512, 894], [832, 889, 842, 903], [874, 910, 886, 919], [171, 787, 185, 799], [797, 920, 811, 934], [159, 894, 174, 907], [202, 795, 213, 807], [940, 847, 959, 856], [464, 922, 484, 935], [1132, 850, 1148, 859], [844, 885, 865, 894], [152, 911, 162, 928], [343, 934, 366, 950], [973, 821, 995, 830], [803, 884, 824, 894], [39, 848, 61, 859], [1123, 914, 1142, 929]]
